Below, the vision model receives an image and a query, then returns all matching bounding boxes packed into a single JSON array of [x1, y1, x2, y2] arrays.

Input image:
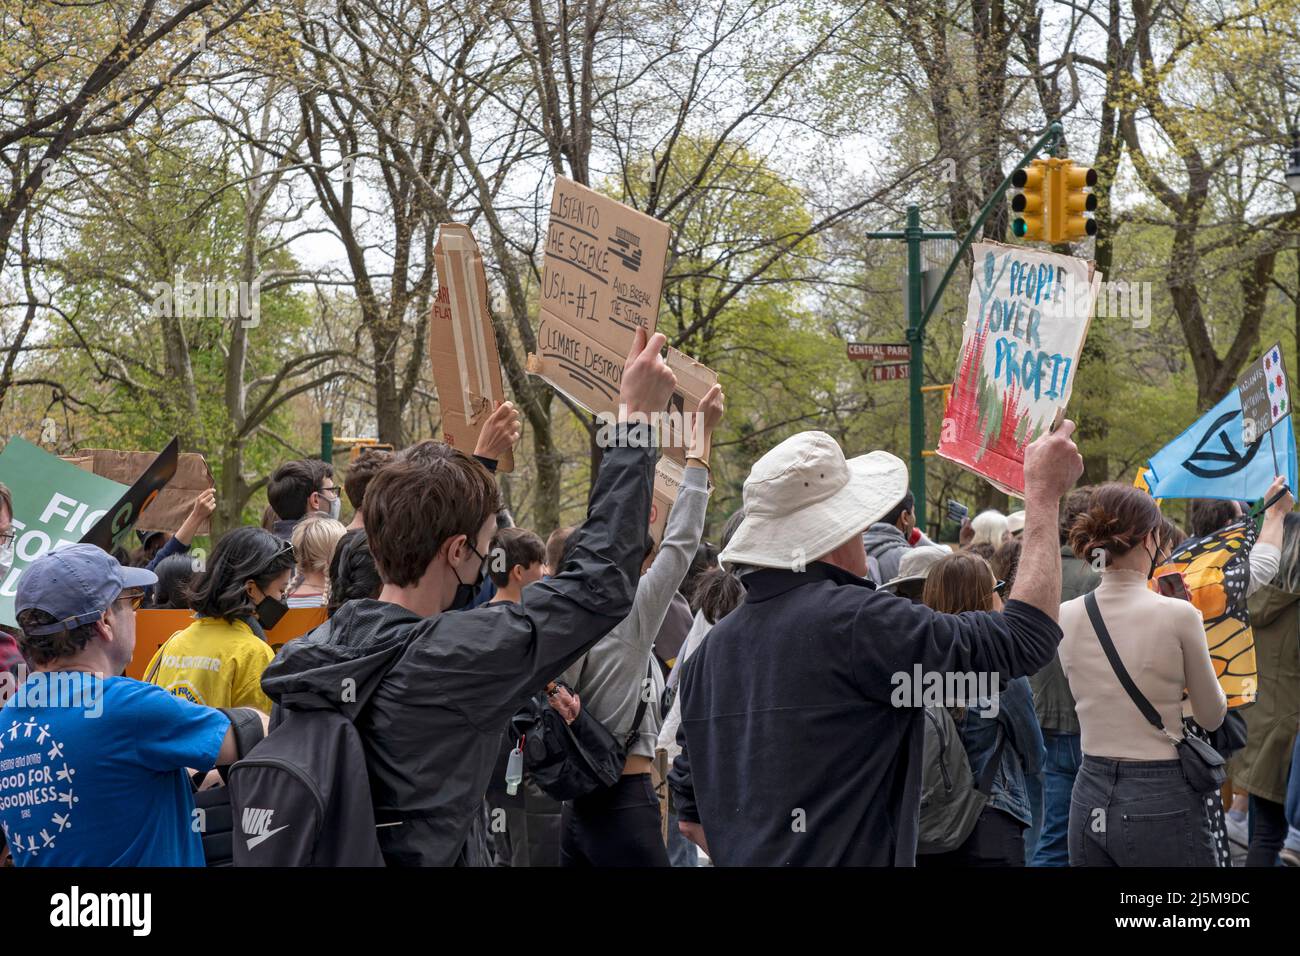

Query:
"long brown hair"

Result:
[[922, 551, 996, 614]]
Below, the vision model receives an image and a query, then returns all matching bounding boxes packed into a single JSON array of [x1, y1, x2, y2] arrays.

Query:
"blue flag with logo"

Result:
[[1140, 388, 1297, 501]]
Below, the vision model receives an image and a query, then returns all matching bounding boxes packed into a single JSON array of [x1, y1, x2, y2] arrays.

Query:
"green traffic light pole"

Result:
[[866, 120, 1064, 529]]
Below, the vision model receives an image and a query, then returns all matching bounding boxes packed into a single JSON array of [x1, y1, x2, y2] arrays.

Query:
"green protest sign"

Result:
[[0, 437, 127, 626]]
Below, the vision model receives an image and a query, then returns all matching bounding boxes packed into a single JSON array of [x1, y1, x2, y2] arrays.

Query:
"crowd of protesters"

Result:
[[1, 330, 1299, 868]]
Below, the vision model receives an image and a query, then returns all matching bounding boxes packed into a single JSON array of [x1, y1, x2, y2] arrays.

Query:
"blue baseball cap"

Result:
[[15, 544, 158, 635]]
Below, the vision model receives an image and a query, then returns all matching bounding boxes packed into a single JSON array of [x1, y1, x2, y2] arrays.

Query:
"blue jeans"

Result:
[[1025, 772, 1044, 864], [665, 809, 698, 867], [1031, 731, 1080, 867]]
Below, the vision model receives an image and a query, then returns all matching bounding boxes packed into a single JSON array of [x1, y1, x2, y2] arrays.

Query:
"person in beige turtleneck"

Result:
[[1058, 482, 1226, 866]]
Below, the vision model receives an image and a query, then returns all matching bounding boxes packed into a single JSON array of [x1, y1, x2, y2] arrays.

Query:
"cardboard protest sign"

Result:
[[648, 457, 686, 548], [0, 437, 128, 626], [65, 448, 213, 533], [1237, 341, 1290, 448], [430, 223, 513, 471], [126, 607, 328, 681], [79, 438, 180, 554], [527, 176, 671, 415], [936, 242, 1100, 495], [661, 347, 719, 465]]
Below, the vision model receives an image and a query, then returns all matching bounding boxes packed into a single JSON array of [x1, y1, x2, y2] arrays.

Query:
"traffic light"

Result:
[[1011, 157, 1099, 245], [1010, 159, 1047, 241], [1057, 161, 1097, 242]]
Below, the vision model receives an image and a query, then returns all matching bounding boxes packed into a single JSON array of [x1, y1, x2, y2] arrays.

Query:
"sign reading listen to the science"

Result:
[[527, 177, 671, 415]]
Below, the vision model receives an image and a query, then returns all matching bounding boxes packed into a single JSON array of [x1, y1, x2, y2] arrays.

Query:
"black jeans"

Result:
[[1246, 794, 1288, 867], [560, 773, 669, 867], [917, 806, 1026, 867], [1069, 755, 1217, 866]]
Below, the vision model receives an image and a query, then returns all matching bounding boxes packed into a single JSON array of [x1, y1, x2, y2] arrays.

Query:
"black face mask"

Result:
[[449, 542, 489, 611], [255, 593, 290, 630], [1145, 542, 1165, 581]]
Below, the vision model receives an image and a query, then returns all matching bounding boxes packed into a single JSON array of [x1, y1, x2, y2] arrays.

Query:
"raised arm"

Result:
[[1248, 476, 1291, 595], [1008, 420, 1084, 621], [628, 384, 723, 652], [456, 329, 679, 722]]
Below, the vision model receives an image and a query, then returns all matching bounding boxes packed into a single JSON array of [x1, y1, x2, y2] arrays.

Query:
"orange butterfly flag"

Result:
[[1151, 517, 1257, 708]]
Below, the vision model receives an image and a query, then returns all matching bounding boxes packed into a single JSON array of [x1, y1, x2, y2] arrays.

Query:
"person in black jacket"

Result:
[[669, 422, 1084, 866], [259, 329, 677, 866]]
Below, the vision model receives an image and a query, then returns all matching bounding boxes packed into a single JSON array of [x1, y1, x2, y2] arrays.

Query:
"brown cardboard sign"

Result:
[[63, 447, 213, 534], [431, 224, 513, 471], [527, 177, 671, 415], [648, 456, 686, 548], [661, 347, 719, 465]]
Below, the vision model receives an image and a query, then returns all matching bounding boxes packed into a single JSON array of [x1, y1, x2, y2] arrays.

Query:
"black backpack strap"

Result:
[[1084, 590, 1165, 731], [623, 658, 657, 751], [214, 707, 267, 783]]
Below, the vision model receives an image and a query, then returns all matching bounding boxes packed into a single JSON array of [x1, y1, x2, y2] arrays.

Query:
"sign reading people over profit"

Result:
[[431, 223, 514, 471], [936, 241, 1100, 495], [527, 177, 672, 415], [0, 437, 127, 626], [64, 448, 213, 533]]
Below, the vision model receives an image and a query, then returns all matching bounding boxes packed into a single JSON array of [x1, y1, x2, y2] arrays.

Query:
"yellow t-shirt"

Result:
[[144, 616, 276, 713]]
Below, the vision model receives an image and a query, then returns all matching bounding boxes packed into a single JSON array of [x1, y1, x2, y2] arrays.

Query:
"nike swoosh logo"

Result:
[[245, 825, 289, 850]]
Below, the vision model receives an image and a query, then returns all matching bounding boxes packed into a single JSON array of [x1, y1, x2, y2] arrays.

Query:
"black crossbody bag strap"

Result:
[[1083, 591, 1166, 732], [623, 658, 656, 752]]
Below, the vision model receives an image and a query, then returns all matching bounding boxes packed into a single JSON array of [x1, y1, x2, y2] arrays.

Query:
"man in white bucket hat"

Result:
[[669, 422, 1083, 865]]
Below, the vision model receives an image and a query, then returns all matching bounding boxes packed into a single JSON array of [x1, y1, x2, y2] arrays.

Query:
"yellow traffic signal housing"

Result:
[[1060, 162, 1097, 241], [1010, 160, 1047, 241], [1011, 156, 1098, 244]]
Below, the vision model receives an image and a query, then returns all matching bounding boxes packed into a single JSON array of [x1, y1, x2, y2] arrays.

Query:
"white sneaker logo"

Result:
[[242, 807, 288, 850]]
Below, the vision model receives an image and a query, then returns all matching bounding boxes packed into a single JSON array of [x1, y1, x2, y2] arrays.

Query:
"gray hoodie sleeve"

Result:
[[625, 465, 711, 654]]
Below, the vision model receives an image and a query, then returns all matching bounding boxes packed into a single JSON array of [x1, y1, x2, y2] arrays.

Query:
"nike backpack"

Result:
[[228, 707, 385, 866]]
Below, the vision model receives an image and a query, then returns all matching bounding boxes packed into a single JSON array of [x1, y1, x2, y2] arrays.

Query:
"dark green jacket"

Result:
[[1229, 584, 1300, 804], [1030, 546, 1100, 734]]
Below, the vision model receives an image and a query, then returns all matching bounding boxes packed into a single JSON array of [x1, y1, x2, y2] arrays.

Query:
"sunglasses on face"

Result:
[[992, 580, 1007, 597], [116, 589, 146, 612]]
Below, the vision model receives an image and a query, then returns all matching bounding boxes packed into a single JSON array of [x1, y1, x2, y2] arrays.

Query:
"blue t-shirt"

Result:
[[0, 674, 229, 866]]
